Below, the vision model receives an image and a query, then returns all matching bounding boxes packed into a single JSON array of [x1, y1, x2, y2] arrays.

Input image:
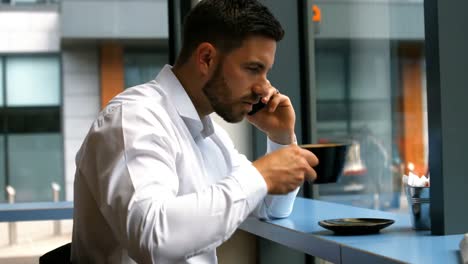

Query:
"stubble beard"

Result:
[[202, 64, 245, 123]]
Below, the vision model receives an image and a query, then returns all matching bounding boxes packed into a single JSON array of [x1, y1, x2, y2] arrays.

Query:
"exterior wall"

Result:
[[62, 45, 100, 200], [61, 0, 168, 39], [100, 42, 124, 108], [0, 8, 60, 53]]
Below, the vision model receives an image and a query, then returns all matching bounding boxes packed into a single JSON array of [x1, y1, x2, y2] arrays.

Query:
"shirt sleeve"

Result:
[[252, 136, 301, 220], [81, 102, 267, 263]]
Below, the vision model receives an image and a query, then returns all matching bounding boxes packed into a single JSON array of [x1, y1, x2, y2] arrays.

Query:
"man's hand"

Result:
[[252, 145, 319, 194], [246, 81, 295, 145]]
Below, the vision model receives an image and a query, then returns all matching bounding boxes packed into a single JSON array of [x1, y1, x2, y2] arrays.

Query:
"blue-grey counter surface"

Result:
[[240, 197, 463, 264]]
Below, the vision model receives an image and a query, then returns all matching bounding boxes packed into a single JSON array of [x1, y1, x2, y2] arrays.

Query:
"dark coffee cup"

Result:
[[300, 143, 350, 184]]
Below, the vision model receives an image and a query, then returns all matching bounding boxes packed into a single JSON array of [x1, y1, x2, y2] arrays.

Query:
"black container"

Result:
[[300, 143, 349, 184]]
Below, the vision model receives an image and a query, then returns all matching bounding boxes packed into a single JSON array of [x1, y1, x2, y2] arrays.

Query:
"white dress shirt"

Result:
[[71, 65, 299, 264]]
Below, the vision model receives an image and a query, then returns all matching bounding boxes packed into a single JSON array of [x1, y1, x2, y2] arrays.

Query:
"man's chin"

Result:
[[223, 116, 244, 124], [217, 111, 245, 123]]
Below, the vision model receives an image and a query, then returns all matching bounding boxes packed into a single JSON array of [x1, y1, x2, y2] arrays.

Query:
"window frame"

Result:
[[0, 52, 64, 205]]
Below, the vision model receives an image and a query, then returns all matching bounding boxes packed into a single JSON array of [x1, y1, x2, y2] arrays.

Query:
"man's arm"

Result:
[[80, 103, 267, 263], [254, 137, 300, 219], [245, 83, 317, 218]]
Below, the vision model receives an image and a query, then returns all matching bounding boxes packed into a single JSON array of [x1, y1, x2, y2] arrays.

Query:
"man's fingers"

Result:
[[303, 162, 317, 181], [266, 93, 282, 112], [261, 85, 280, 104], [299, 148, 318, 182], [305, 171, 317, 182], [300, 148, 319, 167]]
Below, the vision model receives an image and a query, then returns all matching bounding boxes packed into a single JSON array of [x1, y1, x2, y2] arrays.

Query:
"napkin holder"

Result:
[[405, 185, 431, 230]]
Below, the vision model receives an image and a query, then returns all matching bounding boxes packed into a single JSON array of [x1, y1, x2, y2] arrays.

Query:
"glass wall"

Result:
[[0, 55, 63, 202], [308, 0, 426, 211]]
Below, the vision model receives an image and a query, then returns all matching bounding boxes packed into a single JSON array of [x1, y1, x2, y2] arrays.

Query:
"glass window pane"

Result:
[[0, 60, 3, 107], [124, 52, 168, 87], [6, 56, 60, 107], [0, 136, 5, 203], [316, 50, 346, 100], [7, 134, 64, 202], [309, 1, 426, 212], [7, 107, 60, 133]]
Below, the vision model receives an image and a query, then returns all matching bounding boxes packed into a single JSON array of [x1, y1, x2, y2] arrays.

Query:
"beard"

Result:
[[202, 64, 247, 123]]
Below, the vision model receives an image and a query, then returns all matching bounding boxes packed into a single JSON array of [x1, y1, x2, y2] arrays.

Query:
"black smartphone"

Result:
[[247, 101, 266, 116]]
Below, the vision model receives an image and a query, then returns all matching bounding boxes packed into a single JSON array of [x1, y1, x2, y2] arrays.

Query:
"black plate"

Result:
[[318, 218, 395, 235]]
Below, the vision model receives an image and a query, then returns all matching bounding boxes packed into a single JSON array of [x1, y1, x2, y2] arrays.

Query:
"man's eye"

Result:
[[247, 67, 260, 73]]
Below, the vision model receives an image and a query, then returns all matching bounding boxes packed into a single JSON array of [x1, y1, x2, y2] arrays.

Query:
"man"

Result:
[[71, 0, 318, 263]]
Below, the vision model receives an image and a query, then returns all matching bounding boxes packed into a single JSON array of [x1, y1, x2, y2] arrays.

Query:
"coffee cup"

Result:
[[300, 143, 349, 184]]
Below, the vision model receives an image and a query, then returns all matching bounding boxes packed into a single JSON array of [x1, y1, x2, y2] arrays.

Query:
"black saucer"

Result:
[[318, 218, 395, 235]]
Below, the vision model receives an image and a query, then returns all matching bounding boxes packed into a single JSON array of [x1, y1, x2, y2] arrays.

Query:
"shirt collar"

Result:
[[155, 65, 214, 139]]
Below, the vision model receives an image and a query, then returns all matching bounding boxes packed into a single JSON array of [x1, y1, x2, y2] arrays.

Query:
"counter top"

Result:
[[240, 197, 463, 263], [0, 198, 463, 263], [0, 201, 73, 222]]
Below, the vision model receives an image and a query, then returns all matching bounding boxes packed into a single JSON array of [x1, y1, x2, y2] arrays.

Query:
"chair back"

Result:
[[39, 242, 71, 264]]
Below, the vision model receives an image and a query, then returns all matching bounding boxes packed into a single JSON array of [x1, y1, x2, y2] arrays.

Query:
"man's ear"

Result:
[[196, 42, 217, 76]]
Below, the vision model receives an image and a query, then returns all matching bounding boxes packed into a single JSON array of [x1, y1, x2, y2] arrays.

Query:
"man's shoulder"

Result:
[[112, 81, 167, 105], [103, 81, 174, 116]]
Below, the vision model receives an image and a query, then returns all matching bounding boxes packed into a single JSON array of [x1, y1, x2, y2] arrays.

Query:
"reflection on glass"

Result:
[[310, 0, 427, 212], [6, 56, 60, 107], [7, 134, 64, 202]]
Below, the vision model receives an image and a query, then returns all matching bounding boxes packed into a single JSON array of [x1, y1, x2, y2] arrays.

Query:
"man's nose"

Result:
[[252, 78, 270, 98]]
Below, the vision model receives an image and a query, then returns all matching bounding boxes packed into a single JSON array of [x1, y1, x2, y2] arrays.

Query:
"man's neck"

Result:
[[172, 64, 213, 118]]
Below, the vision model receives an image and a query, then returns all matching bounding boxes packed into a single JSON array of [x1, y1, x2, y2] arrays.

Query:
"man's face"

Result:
[[202, 36, 277, 123]]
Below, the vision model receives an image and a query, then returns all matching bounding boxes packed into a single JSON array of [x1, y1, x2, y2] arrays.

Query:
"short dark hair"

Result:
[[176, 0, 284, 65]]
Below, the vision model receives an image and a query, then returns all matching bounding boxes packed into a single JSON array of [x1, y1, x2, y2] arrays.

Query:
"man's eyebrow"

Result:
[[242, 61, 271, 71]]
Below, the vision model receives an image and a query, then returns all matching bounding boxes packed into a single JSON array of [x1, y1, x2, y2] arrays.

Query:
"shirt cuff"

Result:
[[266, 134, 297, 153], [263, 186, 300, 218], [231, 164, 268, 213]]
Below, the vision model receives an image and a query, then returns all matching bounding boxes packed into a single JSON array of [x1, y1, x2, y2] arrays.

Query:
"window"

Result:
[[307, 1, 426, 212], [6, 56, 60, 107], [0, 136, 5, 203], [0, 61, 3, 107], [1, 60, 5, 203], [8, 134, 63, 202], [124, 51, 168, 88], [0, 55, 63, 203]]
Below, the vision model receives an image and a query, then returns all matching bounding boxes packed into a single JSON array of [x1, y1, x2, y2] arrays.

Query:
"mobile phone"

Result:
[[247, 101, 266, 116]]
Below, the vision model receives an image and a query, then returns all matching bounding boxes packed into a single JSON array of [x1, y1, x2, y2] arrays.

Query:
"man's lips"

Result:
[[243, 98, 261, 105], [242, 102, 254, 112]]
